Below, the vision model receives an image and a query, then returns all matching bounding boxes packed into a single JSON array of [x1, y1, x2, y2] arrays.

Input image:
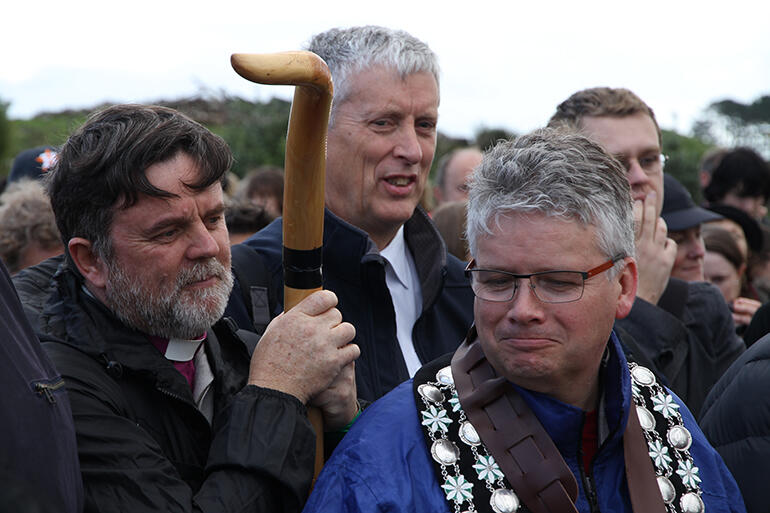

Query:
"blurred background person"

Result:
[[0, 179, 63, 274], [224, 197, 275, 245], [8, 145, 59, 184], [698, 147, 727, 192], [703, 227, 760, 333], [236, 165, 284, 219], [431, 200, 469, 261], [661, 173, 722, 282], [431, 146, 481, 208], [703, 147, 770, 221], [705, 204, 767, 301]]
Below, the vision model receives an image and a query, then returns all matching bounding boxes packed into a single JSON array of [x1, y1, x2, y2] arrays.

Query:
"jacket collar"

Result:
[[322, 207, 448, 311], [42, 267, 249, 406]]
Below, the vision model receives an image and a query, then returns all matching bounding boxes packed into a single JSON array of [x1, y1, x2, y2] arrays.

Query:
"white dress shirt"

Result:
[[380, 226, 423, 377]]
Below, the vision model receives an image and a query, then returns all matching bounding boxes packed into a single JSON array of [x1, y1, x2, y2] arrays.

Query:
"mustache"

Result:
[[177, 259, 227, 286]]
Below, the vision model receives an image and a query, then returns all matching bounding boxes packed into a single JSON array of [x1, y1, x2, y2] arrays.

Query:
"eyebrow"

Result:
[[143, 202, 225, 237]]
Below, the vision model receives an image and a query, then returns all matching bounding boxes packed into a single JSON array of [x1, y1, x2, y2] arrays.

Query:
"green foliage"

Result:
[[0, 98, 10, 175], [661, 129, 711, 203], [208, 97, 291, 178], [693, 94, 770, 159], [474, 126, 516, 152]]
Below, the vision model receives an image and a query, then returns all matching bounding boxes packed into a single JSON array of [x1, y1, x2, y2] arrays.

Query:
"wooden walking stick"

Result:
[[231, 51, 333, 480]]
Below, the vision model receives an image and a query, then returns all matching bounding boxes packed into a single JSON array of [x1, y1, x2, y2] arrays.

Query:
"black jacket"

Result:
[[225, 207, 475, 401], [616, 277, 745, 417], [38, 265, 315, 513], [0, 261, 82, 513], [700, 334, 770, 513]]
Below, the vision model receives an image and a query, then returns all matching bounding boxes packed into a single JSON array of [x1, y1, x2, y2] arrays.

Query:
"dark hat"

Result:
[[705, 203, 764, 254], [661, 174, 723, 231], [8, 146, 58, 183]]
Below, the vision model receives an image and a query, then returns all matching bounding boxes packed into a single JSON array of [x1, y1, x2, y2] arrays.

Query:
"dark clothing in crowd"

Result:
[[0, 261, 82, 513], [225, 207, 475, 402], [31, 264, 315, 512], [700, 333, 770, 513], [740, 301, 770, 347], [616, 277, 745, 417]]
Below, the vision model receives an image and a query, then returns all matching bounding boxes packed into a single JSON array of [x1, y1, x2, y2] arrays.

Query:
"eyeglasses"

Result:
[[613, 153, 667, 175], [465, 256, 624, 304]]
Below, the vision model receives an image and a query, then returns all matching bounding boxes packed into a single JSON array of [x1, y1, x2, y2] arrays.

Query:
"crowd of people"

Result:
[[2, 24, 768, 513]]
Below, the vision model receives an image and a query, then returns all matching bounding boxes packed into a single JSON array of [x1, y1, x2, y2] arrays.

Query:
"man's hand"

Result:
[[634, 192, 676, 305], [310, 361, 358, 431], [247, 290, 359, 404]]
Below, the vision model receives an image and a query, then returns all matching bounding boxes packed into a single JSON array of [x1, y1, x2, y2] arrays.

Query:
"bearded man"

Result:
[[34, 104, 359, 512]]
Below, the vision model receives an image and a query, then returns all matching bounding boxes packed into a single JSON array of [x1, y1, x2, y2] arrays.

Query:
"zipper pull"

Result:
[[35, 383, 56, 404]]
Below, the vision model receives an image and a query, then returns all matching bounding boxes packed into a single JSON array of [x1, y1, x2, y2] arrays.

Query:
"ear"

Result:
[[68, 238, 108, 290], [615, 257, 638, 320]]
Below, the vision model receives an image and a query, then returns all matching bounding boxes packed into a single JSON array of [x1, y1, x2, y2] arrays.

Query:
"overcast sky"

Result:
[[2, 0, 768, 140]]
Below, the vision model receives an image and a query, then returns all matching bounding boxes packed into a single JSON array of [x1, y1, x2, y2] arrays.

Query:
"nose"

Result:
[[392, 125, 422, 165], [506, 279, 545, 324], [689, 237, 705, 259], [186, 221, 221, 261]]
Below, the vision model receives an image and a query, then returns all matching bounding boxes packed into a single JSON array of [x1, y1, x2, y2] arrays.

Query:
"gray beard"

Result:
[[104, 257, 234, 340]]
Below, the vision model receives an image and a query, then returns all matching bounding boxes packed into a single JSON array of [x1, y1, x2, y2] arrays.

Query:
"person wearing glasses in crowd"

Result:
[[548, 87, 744, 417], [302, 129, 744, 513]]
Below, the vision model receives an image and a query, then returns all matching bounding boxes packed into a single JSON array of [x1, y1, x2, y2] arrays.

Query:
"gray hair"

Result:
[[305, 25, 440, 123], [466, 129, 635, 276], [0, 179, 62, 274]]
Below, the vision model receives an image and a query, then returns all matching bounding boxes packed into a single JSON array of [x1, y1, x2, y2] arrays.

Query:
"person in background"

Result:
[[237, 166, 284, 219], [224, 197, 274, 245], [549, 86, 744, 416], [703, 147, 770, 221], [660, 173, 722, 282], [0, 179, 63, 274], [432, 147, 482, 208], [698, 147, 727, 192], [431, 200, 469, 261], [8, 145, 59, 183], [703, 227, 760, 333]]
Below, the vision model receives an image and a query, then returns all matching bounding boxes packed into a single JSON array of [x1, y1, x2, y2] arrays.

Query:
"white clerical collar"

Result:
[[379, 226, 411, 290], [164, 335, 206, 362]]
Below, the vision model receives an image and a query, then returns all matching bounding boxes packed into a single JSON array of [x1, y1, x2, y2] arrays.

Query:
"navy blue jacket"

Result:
[[700, 334, 770, 513], [225, 207, 475, 401], [0, 261, 82, 513]]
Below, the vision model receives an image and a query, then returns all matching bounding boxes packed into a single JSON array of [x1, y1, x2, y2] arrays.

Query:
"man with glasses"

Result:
[[548, 87, 744, 416], [303, 129, 744, 513]]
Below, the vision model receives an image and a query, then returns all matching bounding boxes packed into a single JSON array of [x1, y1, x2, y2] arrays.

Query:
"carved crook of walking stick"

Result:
[[231, 51, 333, 480]]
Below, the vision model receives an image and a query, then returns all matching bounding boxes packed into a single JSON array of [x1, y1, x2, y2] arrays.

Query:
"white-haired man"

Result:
[[226, 26, 474, 401]]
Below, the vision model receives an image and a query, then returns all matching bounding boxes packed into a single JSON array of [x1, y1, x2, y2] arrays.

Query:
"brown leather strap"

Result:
[[451, 334, 579, 513], [452, 330, 666, 513], [624, 400, 667, 513]]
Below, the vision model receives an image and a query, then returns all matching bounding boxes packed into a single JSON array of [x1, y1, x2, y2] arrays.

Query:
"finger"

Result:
[[655, 216, 668, 245], [641, 194, 657, 240], [291, 289, 339, 316], [330, 322, 357, 348], [337, 342, 360, 364]]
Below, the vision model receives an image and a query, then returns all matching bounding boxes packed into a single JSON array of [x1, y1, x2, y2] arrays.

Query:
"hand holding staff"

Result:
[[231, 51, 334, 480]]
